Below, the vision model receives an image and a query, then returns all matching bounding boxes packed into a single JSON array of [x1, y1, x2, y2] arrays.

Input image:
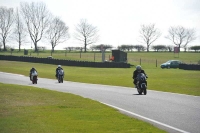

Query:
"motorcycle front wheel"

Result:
[[141, 84, 147, 95], [137, 87, 143, 95]]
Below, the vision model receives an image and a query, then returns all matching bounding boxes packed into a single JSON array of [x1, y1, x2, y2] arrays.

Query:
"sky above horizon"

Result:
[[1, 0, 200, 50]]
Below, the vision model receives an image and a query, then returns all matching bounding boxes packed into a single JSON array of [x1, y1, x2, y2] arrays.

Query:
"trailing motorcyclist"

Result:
[[132, 65, 148, 87], [55, 65, 64, 79], [30, 67, 37, 81]]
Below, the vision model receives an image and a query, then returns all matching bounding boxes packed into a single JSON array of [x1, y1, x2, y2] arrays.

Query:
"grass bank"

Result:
[[0, 83, 166, 133]]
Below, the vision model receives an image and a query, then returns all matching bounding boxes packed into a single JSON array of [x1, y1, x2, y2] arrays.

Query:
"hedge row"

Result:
[[0, 55, 131, 68]]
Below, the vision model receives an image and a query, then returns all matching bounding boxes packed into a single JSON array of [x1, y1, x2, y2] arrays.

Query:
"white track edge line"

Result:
[[101, 102, 190, 133]]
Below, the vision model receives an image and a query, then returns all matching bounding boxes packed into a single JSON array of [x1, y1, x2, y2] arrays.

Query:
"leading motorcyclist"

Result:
[[30, 67, 37, 81], [132, 65, 148, 87], [55, 65, 64, 79]]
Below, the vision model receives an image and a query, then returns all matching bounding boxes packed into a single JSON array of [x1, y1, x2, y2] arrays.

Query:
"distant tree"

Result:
[[133, 45, 145, 52], [119, 45, 125, 51], [91, 44, 112, 51], [20, 2, 50, 52], [42, 46, 46, 51], [183, 29, 196, 52], [166, 26, 196, 52], [0, 42, 2, 51], [190, 46, 200, 52], [74, 19, 99, 52], [75, 47, 83, 52], [117, 46, 123, 51], [90, 45, 95, 51], [119, 45, 134, 51], [152, 45, 167, 52], [166, 45, 173, 52], [0, 6, 14, 51], [13, 8, 26, 51], [46, 16, 69, 52], [139, 23, 161, 52], [64, 47, 75, 52]]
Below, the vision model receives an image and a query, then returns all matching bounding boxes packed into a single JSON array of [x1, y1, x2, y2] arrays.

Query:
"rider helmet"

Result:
[[136, 65, 142, 72], [58, 65, 61, 68]]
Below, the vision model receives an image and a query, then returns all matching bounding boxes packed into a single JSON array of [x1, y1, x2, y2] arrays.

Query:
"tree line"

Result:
[[63, 44, 200, 52], [0, 2, 198, 53]]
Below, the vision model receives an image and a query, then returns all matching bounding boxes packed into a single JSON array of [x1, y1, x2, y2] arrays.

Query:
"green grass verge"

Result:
[[0, 83, 166, 133], [0, 60, 200, 96], [1, 50, 199, 64]]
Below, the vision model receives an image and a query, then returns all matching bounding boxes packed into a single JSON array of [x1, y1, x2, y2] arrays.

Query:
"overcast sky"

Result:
[[1, 0, 200, 50]]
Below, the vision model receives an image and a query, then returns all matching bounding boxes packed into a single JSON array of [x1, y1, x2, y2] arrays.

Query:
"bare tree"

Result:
[[20, 2, 49, 52], [46, 17, 69, 52], [0, 6, 14, 51], [183, 28, 196, 52], [0, 42, 2, 51], [74, 19, 99, 52], [139, 24, 161, 52], [166, 45, 173, 52], [166, 26, 196, 52], [13, 8, 26, 51]]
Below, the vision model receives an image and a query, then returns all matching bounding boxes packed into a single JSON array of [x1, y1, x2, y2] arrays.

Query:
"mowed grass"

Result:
[[0, 83, 166, 133], [0, 60, 200, 96]]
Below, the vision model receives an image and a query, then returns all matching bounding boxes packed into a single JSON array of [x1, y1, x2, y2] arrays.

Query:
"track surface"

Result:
[[0, 72, 199, 133]]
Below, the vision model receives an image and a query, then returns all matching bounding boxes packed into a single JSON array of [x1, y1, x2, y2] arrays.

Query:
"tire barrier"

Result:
[[0, 55, 131, 68], [179, 63, 200, 70]]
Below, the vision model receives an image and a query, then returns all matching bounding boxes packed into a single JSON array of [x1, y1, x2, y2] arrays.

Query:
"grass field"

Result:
[[0, 83, 166, 133]]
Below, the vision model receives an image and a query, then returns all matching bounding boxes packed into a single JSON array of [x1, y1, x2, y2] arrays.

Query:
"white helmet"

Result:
[[58, 65, 61, 68], [136, 65, 142, 71]]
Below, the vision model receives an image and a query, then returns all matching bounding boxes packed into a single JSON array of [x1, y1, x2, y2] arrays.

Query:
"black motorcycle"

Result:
[[31, 70, 38, 84], [136, 73, 147, 95], [58, 69, 64, 83]]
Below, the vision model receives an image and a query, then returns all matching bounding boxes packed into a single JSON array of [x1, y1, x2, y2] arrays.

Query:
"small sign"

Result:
[[174, 47, 179, 53]]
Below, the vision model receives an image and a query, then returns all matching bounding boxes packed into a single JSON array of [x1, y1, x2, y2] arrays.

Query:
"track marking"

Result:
[[0, 72, 24, 76], [101, 102, 190, 133]]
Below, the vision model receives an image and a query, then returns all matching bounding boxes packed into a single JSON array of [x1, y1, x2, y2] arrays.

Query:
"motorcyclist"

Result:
[[30, 67, 37, 81], [132, 65, 148, 87], [56, 65, 64, 79]]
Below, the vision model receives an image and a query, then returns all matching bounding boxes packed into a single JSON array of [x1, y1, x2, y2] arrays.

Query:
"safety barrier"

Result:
[[179, 63, 200, 70], [0, 55, 131, 68]]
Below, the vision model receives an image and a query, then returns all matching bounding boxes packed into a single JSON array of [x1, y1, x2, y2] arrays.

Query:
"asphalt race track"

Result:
[[0, 72, 199, 133]]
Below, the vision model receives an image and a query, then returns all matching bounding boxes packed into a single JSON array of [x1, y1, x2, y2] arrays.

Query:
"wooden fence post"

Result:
[[94, 53, 95, 62], [156, 59, 157, 67]]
